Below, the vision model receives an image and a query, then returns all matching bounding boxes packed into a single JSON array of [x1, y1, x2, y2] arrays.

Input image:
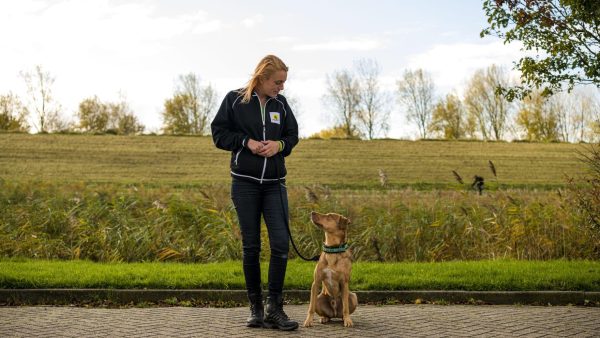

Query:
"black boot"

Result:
[[246, 293, 264, 328], [263, 294, 299, 331]]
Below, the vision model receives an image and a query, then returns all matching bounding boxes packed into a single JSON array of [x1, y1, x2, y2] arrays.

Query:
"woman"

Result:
[[210, 55, 299, 331]]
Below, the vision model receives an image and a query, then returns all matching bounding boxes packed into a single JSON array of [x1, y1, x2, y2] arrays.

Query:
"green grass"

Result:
[[0, 133, 589, 188], [1, 259, 599, 291]]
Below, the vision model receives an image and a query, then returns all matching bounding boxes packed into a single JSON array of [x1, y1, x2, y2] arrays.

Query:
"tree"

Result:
[[463, 65, 514, 140], [282, 89, 303, 135], [308, 125, 359, 139], [162, 94, 191, 135], [481, 0, 600, 100], [550, 90, 588, 142], [20, 65, 64, 133], [355, 59, 390, 139], [324, 69, 361, 138], [108, 96, 145, 135], [535, 88, 600, 143], [590, 96, 600, 142], [0, 93, 29, 132], [161, 73, 217, 135], [76, 95, 144, 134], [115, 111, 145, 135], [77, 96, 110, 133], [516, 91, 560, 141], [429, 93, 474, 140], [572, 89, 600, 142], [397, 69, 435, 139]]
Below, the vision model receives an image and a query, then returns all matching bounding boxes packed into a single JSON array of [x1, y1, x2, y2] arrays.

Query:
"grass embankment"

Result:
[[1, 259, 599, 291], [0, 133, 587, 188], [1, 134, 598, 262]]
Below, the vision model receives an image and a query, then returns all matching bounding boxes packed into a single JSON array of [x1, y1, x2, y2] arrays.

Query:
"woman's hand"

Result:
[[258, 140, 280, 158], [247, 139, 264, 154]]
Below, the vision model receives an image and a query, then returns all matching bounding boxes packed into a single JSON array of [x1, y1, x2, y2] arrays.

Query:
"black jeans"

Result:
[[231, 178, 290, 297]]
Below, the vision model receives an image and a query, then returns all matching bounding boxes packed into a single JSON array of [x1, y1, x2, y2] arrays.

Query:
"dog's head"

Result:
[[310, 211, 350, 245]]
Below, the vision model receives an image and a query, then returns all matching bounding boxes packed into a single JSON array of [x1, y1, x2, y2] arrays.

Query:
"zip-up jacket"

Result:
[[211, 90, 299, 184]]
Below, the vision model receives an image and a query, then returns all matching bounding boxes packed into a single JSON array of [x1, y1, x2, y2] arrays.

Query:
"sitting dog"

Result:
[[304, 211, 357, 327]]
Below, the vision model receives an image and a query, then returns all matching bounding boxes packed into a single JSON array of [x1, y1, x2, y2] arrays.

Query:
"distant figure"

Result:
[[472, 175, 484, 195]]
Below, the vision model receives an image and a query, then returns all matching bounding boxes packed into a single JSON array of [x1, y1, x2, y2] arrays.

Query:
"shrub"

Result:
[[567, 144, 600, 250]]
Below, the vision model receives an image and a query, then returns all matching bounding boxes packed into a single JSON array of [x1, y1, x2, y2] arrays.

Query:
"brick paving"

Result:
[[1, 304, 599, 337]]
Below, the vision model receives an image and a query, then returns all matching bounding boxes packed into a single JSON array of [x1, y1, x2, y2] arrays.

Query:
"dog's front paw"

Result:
[[303, 316, 314, 327], [343, 317, 354, 327]]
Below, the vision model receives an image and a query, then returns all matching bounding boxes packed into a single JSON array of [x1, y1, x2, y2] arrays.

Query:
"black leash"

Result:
[[274, 154, 320, 262]]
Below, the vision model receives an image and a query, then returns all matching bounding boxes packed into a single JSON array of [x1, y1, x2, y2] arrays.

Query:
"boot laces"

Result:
[[271, 307, 290, 321], [250, 302, 262, 315]]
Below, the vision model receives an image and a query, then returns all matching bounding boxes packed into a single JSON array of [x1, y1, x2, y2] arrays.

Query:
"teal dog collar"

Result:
[[322, 242, 349, 254]]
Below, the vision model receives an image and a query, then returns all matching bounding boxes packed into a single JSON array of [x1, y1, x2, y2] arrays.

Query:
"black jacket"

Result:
[[211, 90, 299, 184]]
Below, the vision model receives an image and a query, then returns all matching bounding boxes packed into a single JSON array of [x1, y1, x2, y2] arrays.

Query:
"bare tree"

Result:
[[547, 88, 599, 143], [590, 92, 600, 142], [355, 58, 389, 139], [397, 69, 435, 139], [573, 89, 599, 143], [282, 89, 303, 134], [196, 82, 218, 134], [463, 65, 513, 141], [550, 92, 577, 143], [324, 69, 361, 138], [20, 65, 64, 133]]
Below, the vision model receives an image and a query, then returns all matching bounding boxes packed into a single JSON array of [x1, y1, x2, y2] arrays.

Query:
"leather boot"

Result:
[[263, 294, 299, 331], [246, 293, 263, 328]]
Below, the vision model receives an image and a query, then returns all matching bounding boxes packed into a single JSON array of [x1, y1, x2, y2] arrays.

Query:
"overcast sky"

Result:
[[0, 0, 526, 137]]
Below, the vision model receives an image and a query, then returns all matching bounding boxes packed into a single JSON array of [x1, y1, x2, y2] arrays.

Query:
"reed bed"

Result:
[[1, 180, 597, 262]]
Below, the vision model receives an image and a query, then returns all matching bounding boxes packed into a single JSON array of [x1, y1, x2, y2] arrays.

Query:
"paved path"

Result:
[[1, 304, 599, 337]]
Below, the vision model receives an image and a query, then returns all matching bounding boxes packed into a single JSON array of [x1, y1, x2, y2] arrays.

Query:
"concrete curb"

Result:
[[2, 289, 599, 306]]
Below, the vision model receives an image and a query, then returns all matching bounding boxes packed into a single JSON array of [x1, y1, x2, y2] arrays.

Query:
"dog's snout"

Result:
[[310, 211, 322, 227]]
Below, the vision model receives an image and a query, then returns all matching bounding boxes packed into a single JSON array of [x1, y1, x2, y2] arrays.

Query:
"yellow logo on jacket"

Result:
[[269, 112, 280, 124]]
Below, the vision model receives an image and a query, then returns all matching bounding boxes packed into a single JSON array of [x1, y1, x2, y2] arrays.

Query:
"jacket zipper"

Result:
[[259, 96, 271, 184], [234, 148, 242, 165]]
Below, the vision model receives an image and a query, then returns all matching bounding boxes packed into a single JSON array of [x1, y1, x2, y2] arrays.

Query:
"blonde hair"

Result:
[[239, 55, 288, 103]]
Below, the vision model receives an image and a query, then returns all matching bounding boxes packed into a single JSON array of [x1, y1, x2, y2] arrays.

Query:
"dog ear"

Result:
[[338, 215, 350, 229]]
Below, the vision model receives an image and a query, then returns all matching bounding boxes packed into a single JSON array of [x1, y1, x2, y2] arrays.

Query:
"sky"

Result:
[[0, 0, 527, 138]]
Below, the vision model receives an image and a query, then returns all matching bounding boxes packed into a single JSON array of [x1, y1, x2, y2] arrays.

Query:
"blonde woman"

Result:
[[211, 55, 299, 331]]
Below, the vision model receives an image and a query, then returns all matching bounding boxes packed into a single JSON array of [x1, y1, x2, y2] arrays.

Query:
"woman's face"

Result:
[[258, 70, 287, 98]]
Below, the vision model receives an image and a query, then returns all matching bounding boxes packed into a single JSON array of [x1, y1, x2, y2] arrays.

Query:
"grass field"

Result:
[[2, 259, 599, 291], [0, 133, 589, 188]]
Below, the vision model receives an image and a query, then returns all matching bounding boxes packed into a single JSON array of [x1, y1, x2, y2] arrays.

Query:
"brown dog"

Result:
[[303, 211, 357, 327]]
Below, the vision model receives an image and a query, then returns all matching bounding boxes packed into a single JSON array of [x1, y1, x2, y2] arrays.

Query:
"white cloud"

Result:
[[264, 36, 296, 43], [293, 36, 385, 51], [241, 14, 264, 28], [188, 10, 222, 34], [406, 40, 524, 93]]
